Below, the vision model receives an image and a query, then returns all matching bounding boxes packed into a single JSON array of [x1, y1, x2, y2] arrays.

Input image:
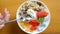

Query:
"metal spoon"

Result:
[[0, 18, 20, 25]]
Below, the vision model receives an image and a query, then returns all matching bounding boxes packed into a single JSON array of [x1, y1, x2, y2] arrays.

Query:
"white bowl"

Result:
[[16, 0, 50, 34]]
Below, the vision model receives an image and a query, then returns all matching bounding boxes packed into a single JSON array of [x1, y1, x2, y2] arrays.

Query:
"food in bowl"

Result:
[[16, 0, 50, 34]]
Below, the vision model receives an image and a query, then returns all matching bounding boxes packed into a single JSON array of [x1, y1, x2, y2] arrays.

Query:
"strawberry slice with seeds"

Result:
[[29, 20, 39, 26], [36, 11, 48, 18]]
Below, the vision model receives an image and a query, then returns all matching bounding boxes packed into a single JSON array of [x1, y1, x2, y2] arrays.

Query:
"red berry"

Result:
[[30, 26, 37, 31], [29, 20, 39, 26], [36, 11, 48, 18]]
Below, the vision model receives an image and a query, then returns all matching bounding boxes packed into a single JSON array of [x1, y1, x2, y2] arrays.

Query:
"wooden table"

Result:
[[0, 0, 60, 34]]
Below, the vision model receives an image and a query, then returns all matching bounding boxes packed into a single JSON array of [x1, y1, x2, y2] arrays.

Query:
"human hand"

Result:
[[0, 8, 10, 29]]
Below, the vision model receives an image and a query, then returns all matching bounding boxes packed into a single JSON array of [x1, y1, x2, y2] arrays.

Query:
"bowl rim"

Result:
[[16, 0, 50, 34]]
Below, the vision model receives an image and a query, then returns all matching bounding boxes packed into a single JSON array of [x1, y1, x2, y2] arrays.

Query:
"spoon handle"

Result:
[[0, 19, 20, 25]]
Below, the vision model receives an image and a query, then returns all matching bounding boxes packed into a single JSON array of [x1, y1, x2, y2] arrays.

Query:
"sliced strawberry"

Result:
[[29, 20, 39, 26], [30, 26, 37, 32], [36, 11, 48, 18]]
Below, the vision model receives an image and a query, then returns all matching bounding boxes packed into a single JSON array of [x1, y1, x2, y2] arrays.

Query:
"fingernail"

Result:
[[4, 8, 10, 15], [4, 8, 7, 11]]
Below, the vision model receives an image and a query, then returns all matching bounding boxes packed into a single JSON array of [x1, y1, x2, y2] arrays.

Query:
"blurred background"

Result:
[[0, 0, 60, 34]]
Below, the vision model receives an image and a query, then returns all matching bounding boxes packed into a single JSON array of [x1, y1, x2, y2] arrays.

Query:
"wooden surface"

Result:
[[0, 0, 60, 34]]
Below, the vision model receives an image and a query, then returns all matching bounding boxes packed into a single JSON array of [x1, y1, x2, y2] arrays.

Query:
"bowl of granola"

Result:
[[16, 0, 50, 34]]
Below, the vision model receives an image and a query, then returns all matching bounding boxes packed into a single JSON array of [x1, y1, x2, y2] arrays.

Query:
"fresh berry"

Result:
[[36, 11, 48, 18], [29, 20, 39, 26], [30, 26, 37, 32]]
